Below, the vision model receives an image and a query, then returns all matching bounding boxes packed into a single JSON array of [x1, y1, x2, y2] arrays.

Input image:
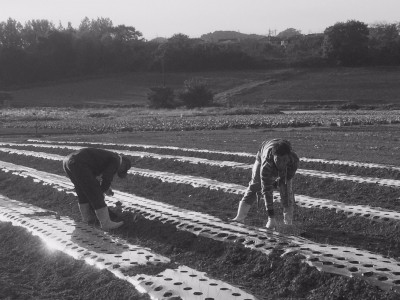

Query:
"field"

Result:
[[5, 67, 400, 108], [1, 68, 400, 299]]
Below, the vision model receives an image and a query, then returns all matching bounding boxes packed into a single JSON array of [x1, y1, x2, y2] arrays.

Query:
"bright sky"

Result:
[[1, 0, 399, 39]]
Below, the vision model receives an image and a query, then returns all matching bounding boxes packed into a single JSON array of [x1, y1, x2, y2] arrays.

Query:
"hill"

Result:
[[200, 30, 266, 42]]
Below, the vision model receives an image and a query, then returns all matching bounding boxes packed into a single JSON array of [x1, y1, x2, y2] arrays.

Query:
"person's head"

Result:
[[117, 155, 131, 178], [271, 141, 291, 172]]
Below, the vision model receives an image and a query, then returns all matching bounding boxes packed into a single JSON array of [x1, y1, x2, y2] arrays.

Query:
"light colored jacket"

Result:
[[258, 139, 299, 202]]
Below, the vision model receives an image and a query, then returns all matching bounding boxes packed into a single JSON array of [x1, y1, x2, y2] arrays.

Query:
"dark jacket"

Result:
[[68, 148, 120, 193]]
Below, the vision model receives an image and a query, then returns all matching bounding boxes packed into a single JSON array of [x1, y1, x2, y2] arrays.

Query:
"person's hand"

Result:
[[272, 179, 279, 189], [273, 178, 285, 189], [104, 188, 114, 196]]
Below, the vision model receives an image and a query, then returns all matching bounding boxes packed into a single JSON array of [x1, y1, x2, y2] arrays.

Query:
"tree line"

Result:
[[0, 17, 399, 88]]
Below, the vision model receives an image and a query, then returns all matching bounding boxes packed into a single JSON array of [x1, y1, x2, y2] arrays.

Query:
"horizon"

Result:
[[1, 0, 400, 40]]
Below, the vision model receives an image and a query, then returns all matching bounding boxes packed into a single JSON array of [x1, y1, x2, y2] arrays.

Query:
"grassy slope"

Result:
[[9, 70, 281, 107], [231, 67, 400, 106], [7, 67, 400, 108]]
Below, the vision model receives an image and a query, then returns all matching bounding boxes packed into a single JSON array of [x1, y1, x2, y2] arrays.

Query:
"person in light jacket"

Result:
[[63, 148, 131, 230], [232, 139, 299, 229]]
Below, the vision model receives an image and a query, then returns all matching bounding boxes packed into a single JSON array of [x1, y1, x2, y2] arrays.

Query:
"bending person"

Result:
[[232, 139, 299, 229], [63, 147, 131, 230]]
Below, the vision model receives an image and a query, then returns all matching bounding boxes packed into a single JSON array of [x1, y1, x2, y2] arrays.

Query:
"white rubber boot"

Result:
[[78, 203, 97, 223], [95, 206, 124, 230], [283, 206, 294, 225], [266, 217, 277, 229], [231, 202, 251, 223]]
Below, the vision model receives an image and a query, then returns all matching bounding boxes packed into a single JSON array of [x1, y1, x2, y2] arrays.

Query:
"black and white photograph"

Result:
[[1, 1, 400, 299]]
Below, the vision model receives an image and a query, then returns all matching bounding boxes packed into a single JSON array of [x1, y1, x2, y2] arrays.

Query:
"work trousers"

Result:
[[63, 156, 106, 210], [241, 152, 295, 215]]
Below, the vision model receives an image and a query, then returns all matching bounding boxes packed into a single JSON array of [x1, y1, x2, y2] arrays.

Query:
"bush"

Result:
[[0, 91, 12, 107], [87, 112, 110, 118], [338, 102, 360, 110], [147, 86, 177, 108], [222, 107, 283, 115], [179, 78, 214, 108]]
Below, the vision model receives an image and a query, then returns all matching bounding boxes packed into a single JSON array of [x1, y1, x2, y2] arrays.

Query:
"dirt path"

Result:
[[213, 80, 272, 105]]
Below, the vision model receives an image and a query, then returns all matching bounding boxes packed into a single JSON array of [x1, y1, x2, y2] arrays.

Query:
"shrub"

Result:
[[339, 102, 360, 110], [147, 86, 177, 108], [179, 78, 214, 108], [87, 112, 110, 118], [222, 107, 283, 115], [0, 91, 12, 107]]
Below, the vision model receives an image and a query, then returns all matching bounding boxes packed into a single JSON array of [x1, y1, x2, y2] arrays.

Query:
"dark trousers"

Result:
[[63, 156, 106, 210]]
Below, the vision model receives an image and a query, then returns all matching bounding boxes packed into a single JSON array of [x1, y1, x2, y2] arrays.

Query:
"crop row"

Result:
[[3, 164, 390, 299], [2, 159, 400, 298], [2, 140, 400, 298], [25, 139, 400, 180], [0, 145, 399, 258], [2, 109, 400, 133]]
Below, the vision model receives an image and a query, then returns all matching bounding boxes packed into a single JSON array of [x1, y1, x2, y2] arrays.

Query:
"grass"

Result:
[[4, 67, 400, 109], [7, 70, 283, 107], [232, 67, 400, 107], [2, 67, 400, 138]]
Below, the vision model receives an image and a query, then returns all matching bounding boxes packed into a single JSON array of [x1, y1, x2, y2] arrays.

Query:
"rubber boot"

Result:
[[231, 201, 251, 223], [266, 217, 277, 229], [283, 206, 294, 225], [78, 203, 97, 224], [95, 206, 124, 230]]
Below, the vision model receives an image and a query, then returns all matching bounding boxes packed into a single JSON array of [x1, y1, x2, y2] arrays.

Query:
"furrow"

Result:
[[27, 139, 400, 171], [0, 147, 399, 223], [1, 143, 400, 188], [0, 195, 257, 300], [128, 167, 400, 224], [2, 160, 400, 293]]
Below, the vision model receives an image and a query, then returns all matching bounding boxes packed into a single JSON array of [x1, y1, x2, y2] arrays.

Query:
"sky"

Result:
[[1, 0, 400, 39]]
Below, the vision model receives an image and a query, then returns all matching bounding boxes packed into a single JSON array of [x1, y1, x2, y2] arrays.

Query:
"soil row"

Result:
[[1, 151, 400, 262], [2, 143, 400, 298], [0, 170, 398, 300], [0, 222, 149, 300], [5, 142, 400, 180], [1, 150, 399, 211]]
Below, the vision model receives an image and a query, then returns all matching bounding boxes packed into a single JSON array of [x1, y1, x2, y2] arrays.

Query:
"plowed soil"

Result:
[[1, 125, 400, 299]]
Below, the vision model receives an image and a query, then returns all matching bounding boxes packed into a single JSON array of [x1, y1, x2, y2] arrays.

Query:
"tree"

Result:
[[368, 22, 400, 65], [21, 19, 55, 50], [162, 34, 194, 70], [37, 30, 76, 79], [112, 25, 142, 43], [78, 17, 113, 37], [285, 34, 325, 66], [147, 86, 177, 108], [0, 18, 23, 49], [179, 78, 214, 108], [277, 28, 302, 40], [322, 20, 369, 66]]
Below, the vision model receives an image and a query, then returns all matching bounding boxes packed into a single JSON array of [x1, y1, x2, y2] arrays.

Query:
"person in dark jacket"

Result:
[[231, 139, 299, 229], [63, 148, 131, 230]]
